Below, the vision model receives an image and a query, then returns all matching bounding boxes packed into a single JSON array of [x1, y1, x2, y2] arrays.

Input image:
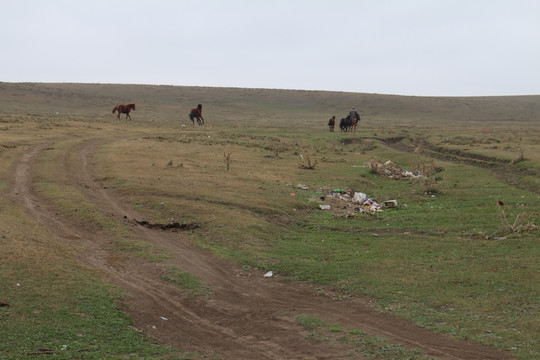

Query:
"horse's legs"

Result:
[[126, 113, 131, 121]]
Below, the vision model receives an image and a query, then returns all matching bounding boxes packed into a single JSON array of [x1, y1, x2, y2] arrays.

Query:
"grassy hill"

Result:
[[1, 82, 539, 126]]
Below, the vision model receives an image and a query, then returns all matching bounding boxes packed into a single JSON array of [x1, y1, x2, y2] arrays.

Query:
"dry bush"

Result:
[[497, 202, 537, 234], [368, 158, 404, 178], [223, 151, 232, 170], [298, 154, 318, 170]]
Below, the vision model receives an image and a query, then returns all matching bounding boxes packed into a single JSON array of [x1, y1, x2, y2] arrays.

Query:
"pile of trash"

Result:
[[315, 188, 398, 215], [290, 184, 397, 216], [368, 159, 422, 180]]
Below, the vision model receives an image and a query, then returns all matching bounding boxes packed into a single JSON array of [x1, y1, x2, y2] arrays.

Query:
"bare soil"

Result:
[[8, 137, 514, 359]]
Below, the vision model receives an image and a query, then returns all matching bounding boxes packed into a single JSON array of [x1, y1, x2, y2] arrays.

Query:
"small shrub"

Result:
[[497, 202, 537, 234], [223, 151, 232, 170], [298, 154, 318, 170]]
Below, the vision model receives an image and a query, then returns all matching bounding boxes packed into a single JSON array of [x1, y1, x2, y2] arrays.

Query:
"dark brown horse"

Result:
[[189, 104, 204, 125], [112, 103, 136, 120], [339, 115, 359, 133]]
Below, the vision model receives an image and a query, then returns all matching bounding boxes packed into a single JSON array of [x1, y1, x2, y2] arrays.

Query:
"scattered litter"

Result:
[[61, 345, 67, 351], [160, 317, 168, 321], [264, 271, 273, 278], [362, 197, 383, 212], [16, 283, 20, 287], [312, 188, 398, 216], [368, 159, 422, 180], [290, 193, 296, 196], [296, 184, 309, 190]]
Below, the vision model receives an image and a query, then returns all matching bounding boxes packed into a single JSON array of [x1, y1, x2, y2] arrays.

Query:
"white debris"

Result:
[[352, 192, 367, 204], [264, 271, 273, 278]]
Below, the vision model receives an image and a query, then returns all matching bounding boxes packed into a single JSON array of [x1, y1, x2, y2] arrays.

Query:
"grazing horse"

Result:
[[112, 103, 136, 120], [189, 104, 204, 125]]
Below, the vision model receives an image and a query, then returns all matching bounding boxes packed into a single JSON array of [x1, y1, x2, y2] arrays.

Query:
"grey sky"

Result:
[[1, 0, 539, 96]]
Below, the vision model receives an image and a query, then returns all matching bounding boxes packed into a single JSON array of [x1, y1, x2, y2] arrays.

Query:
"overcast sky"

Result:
[[1, 0, 539, 96]]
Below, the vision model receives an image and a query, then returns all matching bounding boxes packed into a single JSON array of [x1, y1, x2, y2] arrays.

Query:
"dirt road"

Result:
[[8, 136, 514, 359]]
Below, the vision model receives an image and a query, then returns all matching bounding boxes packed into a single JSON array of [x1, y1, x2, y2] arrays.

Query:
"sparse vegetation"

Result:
[[0, 82, 539, 359]]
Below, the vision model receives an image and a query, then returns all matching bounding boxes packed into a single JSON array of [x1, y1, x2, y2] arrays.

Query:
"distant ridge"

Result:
[[1, 82, 539, 124]]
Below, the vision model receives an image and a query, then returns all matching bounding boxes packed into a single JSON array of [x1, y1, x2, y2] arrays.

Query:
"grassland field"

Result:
[[0, 82, 539, 359]]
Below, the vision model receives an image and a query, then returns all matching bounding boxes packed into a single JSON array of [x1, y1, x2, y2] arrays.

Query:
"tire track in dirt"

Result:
[[9, 137, 515, 360]]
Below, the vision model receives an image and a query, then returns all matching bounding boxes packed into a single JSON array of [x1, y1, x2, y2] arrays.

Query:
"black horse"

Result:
[[339, 114, 360, 133], [339, 115, 353, 132]]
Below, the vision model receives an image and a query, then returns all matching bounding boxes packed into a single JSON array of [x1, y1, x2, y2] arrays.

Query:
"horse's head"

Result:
[[129, 103, 136, 110]]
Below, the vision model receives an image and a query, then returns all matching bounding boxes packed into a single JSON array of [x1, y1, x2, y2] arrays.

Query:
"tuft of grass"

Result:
[[160, 266, 211, 297], [496, 202, 538, 234], [296, 315, 324, 330]]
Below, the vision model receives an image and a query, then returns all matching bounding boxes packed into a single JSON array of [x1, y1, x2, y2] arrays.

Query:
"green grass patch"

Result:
[[296, 315, 324, 330], [160, 266, 211, 297]]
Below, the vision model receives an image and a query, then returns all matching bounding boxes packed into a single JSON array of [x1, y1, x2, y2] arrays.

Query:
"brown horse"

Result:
[[112, 103, 136, 120], [189, 104, 204, 125]]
